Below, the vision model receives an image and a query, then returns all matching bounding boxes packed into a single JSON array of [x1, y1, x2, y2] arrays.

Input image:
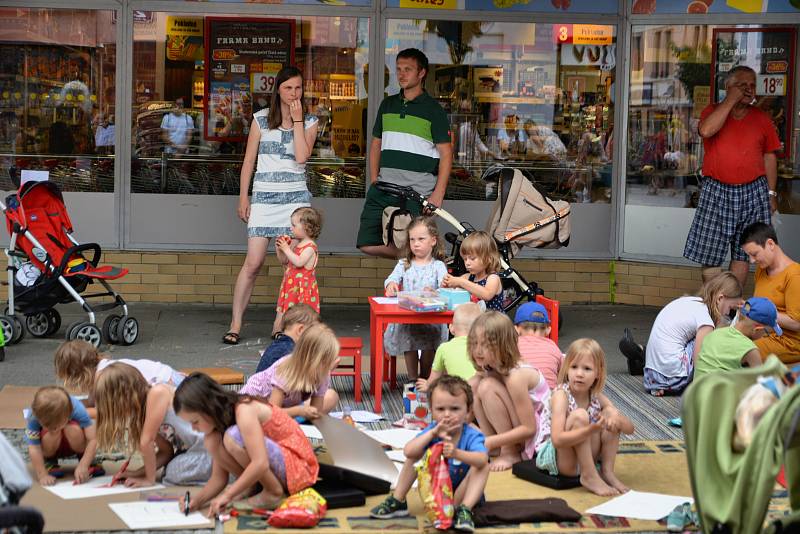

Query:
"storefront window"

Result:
[[384, 20, 616, 202], [625, 24, 800, 258], [0, 8, 117, 192], [131, 13, 369, 198]]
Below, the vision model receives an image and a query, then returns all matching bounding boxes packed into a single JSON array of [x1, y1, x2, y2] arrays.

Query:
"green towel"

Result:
[[683, 356, 800, 534]]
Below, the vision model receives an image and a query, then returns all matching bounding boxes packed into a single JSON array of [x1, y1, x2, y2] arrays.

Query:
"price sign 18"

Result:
[[756, 74, 786, 96], [252, 72, 276, 94]]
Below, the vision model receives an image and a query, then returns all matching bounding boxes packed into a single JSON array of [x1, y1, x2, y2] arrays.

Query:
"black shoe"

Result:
[[619, 328, 645, 376]]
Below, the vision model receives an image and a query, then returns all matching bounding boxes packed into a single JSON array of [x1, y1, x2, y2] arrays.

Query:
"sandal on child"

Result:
[[222, 332, 240, 345]]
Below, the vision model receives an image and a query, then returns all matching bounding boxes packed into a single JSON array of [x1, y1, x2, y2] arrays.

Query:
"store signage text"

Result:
[[399, 0, 458, 8], [553, 24, 613, 45]]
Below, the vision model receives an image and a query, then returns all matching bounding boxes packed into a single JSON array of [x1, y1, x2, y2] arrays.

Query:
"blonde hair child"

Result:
[[468, 311, 549, 471], [26, 386, 101, 486], [53, 340, 185, 418], [533, 339, 634, 496], [383, 217, 448, 382], [443, 231, 504, 311], [94, 363, 210, 487], [273, 206, 323, 336], [239, 323, 340, 420]]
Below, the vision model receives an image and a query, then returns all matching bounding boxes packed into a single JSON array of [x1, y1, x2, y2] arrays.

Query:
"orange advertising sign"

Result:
[[553, 24, 613, 45]]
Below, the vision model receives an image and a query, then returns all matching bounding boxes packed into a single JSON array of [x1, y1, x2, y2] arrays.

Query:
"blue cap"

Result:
[[514, 302, 550, 325], [741, 297, 782, 336]]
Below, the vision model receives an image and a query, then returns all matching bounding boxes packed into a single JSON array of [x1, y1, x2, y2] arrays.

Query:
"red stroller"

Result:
[[1, 179, 139, 349]]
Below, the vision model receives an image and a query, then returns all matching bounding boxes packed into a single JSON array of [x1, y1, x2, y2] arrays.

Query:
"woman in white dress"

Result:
[[223, 67, 319, 344]]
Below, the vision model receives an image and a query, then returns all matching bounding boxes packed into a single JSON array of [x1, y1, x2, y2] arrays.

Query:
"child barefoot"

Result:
[[514, 301, 563, 389], [442, 231, 504, 311], [469, 311, 549, 471], [534, 338, 634, 496], [54, 340, 186, 418], [175, 373, 319, 516], [370, 375, 489, 532], [384, 217, 448, 383], [240, 323, 340, 419], [256, 303, 319, 373], [26, 386, 102, 485], [416, 302, 482, 392], [273, 207, 322, 336], [95, 363, 211, 487]]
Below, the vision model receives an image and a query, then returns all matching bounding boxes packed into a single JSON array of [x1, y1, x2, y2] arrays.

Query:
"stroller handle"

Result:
[[372, 181, 463, 236]]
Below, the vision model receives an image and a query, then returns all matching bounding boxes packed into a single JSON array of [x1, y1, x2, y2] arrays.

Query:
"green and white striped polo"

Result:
[[372, 90, 451, 175]]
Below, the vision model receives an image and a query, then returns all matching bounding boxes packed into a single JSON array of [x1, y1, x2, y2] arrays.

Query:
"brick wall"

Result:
[[78, 252, 753, 307]]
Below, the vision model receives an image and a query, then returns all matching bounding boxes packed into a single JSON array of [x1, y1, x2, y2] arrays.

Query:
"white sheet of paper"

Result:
[[109, 501, 213, 530], [20, 170, 49, 184], [385, 449, 406, 463], [300, 424, 323, 440], [44, 476, 165, 500], [330, 410, 384, 423], [372, 297, 399, 305], [585, 491, 694, 521], [364, 428, 418, 449]]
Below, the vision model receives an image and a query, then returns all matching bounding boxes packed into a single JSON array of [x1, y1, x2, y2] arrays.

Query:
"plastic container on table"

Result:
[[397, 290, 448, 313]]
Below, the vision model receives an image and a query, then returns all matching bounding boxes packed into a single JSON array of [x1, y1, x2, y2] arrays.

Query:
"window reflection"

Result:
[[0, 9, 116, 192], [385, 20, 616, 203], [131, 14, 369, 197]]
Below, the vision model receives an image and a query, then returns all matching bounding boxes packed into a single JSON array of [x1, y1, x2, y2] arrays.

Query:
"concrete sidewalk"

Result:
[[0, 303, 657, 388]]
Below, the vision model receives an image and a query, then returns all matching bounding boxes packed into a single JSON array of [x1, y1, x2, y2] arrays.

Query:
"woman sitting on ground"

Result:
[[619, 272, 742, 396]]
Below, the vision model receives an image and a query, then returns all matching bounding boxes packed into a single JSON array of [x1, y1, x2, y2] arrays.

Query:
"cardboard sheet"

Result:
[[0, 385, 38, 429], [109, 501, 213, 529], [20, 461, 208, 532]]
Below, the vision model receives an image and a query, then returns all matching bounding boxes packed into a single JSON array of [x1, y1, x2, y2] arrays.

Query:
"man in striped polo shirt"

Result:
[[357, 48, 452, 258]]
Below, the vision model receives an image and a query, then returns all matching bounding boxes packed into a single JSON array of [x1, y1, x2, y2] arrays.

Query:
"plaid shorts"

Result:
[[683, 176, 770, 266]]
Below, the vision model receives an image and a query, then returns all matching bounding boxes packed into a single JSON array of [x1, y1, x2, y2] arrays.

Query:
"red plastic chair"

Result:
[[332, 337, 363, 402], [536, 294, 560, 344]]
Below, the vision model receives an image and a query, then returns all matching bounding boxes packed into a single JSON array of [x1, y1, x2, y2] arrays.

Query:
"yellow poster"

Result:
[[399, 0, 458, 9], [332, 101, 365, 158], [166, 17, 203, 37]]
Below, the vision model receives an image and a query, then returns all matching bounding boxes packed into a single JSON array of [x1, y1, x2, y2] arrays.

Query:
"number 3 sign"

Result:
[[252, 72, 277, 94]]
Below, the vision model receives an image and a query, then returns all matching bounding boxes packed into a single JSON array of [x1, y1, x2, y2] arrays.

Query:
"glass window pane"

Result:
[[384, 21, 616, 203], [0, 8, 116, 192], [132, 13, 369, 198]]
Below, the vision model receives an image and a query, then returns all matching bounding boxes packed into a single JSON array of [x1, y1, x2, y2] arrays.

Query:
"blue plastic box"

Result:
[[438, 288, 471, 310]]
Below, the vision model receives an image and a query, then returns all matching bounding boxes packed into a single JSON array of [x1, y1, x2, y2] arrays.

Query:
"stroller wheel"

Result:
[[25, 313, 50, 337], [0, 315, 22, 345], [116, 316, 139, 346], [102, 315, 122, 344], [45, 309, 61, 336], [69, 322, 102, 348], [10, 316, 24, 344]]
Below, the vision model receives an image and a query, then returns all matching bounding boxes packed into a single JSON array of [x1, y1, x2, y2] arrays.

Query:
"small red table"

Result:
[[368, 296, 454, 413]]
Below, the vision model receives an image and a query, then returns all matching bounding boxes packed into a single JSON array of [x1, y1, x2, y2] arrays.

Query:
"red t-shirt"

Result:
[[700, 104, 781, 185]]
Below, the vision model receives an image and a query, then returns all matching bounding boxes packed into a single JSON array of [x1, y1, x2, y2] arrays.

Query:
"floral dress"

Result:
[[384, 259, 448, 354], [276, 242, 319, 313]]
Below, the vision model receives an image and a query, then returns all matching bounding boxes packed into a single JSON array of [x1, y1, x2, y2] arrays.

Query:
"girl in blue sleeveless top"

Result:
[[442, 231, 504, 311]]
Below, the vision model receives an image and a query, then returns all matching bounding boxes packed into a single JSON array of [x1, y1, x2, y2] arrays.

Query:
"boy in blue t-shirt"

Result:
[[255, 303, 319, 373], [26, 386, 103, 485], [370, 375, 490, 532]]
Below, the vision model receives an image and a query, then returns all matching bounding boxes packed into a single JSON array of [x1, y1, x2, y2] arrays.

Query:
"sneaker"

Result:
[[619, 328, 645, 376], [454, 505, 475, 532], [370, 495, 409, 519]]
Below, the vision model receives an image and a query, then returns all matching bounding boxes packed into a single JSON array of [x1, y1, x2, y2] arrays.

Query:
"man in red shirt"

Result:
[[684, 66, 780, 287]]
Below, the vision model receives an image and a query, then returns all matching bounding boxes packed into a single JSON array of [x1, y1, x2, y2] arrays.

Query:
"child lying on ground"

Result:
[[26, 386, 103, 485], [533, 338, 634, 496], [416, 302, 483, 392], [370, 375, 490, 533]]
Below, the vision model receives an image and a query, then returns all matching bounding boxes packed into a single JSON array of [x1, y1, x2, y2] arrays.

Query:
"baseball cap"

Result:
[[514, 302, 550, 325], [741, 297, 782, 336]]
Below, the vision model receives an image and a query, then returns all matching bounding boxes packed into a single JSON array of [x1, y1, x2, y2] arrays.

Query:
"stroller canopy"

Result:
[[486, 168, 571, 256]]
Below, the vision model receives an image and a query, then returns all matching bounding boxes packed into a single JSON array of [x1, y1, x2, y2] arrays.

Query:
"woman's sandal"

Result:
[[222, 332, 240, 345]]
